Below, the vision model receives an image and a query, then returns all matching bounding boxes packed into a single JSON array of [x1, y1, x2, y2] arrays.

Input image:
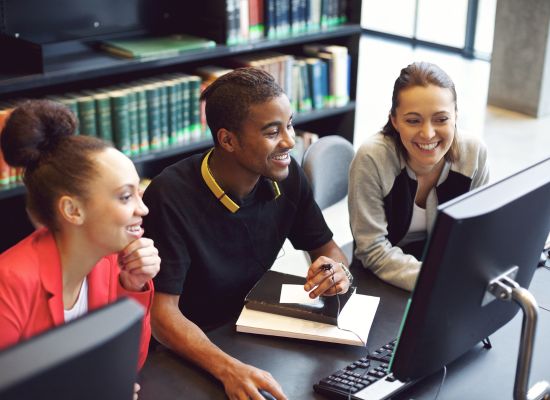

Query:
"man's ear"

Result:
[[217, 128, 238, 152], [58, 195, 85, 226]]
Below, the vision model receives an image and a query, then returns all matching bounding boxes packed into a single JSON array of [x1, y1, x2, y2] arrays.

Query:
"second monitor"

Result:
[[391, 155, 550, 393]]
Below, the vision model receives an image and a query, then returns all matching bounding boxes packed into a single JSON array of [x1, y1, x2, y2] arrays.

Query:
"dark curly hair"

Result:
[[200, 67, 284, 146], [382, 61, 460, 163], [1, 99, 110, 230]]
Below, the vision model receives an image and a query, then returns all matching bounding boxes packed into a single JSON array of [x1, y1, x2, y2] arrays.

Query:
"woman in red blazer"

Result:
[[0, 100, 160, 376]]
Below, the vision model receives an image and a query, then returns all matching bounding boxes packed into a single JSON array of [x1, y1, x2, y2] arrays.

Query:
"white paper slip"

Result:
[[236, 293, 380, 346], [279, 284, 322, 306]]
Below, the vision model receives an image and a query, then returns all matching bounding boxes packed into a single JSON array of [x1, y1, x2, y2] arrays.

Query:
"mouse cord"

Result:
[[325, 266, 372, 400]]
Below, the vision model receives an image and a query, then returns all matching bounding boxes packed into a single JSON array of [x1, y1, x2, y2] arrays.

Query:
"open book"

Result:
[[236, 292, 380, 346]]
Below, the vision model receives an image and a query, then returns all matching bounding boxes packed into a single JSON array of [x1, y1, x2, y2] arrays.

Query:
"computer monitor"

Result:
[[390, 156, 550, 382], [0, 298, 143, 400]]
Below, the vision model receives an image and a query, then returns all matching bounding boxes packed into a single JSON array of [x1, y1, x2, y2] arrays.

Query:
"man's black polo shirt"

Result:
[[143, 150, 332, 329]]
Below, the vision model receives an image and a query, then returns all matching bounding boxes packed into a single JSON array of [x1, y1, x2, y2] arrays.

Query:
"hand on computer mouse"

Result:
[[258, 389, 277, 400]]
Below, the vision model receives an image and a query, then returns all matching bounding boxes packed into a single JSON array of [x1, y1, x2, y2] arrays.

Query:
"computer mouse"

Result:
[[258, 389, 277, 400]]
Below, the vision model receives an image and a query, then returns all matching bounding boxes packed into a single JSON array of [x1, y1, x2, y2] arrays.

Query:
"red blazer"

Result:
[[0, 228, 153, 369]]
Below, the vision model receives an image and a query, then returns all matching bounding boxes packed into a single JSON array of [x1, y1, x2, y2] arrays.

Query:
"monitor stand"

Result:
[[484, 266, 550, 400]]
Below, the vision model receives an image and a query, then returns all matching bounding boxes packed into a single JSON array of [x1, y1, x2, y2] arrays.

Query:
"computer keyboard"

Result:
[[313, 339, 414, 400]]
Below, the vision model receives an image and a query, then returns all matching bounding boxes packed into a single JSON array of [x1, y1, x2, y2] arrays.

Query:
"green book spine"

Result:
[[94, 93, 113, 143], [165, 80, 179, 146], [110, 91, 131, 156], [135, 88, 150, 153], [179, 77, 191, 143], [75, 95, 97, 137], [172, 79, 184, 144], [145, 85, 162, 150], [189, 76, 202, 140], [157, 83, 169, 148], [125, 89, 140, 156]]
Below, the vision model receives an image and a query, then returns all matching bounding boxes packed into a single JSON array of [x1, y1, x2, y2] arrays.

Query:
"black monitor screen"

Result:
[[0, 298, 143, 400], [391, 156, 550, 381]]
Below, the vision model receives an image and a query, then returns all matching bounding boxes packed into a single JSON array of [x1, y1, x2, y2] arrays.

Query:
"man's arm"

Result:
[[151, 292, 287, 400], [305, 240, 352, 298]]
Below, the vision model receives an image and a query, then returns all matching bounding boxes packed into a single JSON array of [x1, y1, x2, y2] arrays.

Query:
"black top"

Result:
[[383, 169, 472, 259], [143, 151, 332, 329]]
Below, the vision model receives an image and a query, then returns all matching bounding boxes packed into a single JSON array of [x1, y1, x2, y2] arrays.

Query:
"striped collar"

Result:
[[200, 148, 281, 213]]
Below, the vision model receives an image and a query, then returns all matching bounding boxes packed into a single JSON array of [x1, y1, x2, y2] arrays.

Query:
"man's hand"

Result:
[[220, 359, 287, 400], [118, 238, 160, 292], [304, 256, 351, 298]]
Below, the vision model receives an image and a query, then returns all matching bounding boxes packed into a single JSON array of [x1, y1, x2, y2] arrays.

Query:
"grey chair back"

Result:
[[301, 135, 355, 210]]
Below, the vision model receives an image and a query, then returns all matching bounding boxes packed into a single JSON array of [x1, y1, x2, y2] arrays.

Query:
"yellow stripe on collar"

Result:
[[272, 180, 281, 199], [201, 148, 240, 213], [201, 148, 282, 213]]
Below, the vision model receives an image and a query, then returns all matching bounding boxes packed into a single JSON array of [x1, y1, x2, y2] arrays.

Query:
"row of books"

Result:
[[0, 73, 208, 187], [196, 43, 350, 114], [41, 74, 206, 158], [0, 43, 350, 189], [190, 0, 348, 45], [0, 122, 319, 190]]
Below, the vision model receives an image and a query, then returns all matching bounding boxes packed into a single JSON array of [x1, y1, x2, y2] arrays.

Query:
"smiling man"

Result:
[[142, 67, 351, 400]]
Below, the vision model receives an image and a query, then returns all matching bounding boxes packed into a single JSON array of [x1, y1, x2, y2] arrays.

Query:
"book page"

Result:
[[279, 284, 323, 306]]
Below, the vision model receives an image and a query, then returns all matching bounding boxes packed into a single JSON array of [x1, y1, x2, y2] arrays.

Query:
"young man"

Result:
[[143, 67, 352, 400]]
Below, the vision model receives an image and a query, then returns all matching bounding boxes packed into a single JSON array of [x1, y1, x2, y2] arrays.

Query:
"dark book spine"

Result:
[[299, 61, 312, 112], [145, 84, 162, 150], [307, 59, 324, 110], [110, 91, 131, 156], [166, 80, 179, 146], [124, 89, 139, 156], [76, 95, 97, 137], [265, 0, 277, 39], [135, 87, 150, 153], [94, 93, 113, 143], [189, 76, 202, 140], [290, 0, 300, 33], [338, 0, 347, 24], [175, 76, 191, 143], [157, 83, 170, 149]]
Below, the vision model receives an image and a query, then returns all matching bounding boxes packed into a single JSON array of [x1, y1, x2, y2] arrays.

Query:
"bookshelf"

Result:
[[0, 0, 361, 252]]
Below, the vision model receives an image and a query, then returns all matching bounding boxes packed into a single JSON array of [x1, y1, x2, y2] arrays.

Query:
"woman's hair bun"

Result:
[[0, 99, 78, 168]]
